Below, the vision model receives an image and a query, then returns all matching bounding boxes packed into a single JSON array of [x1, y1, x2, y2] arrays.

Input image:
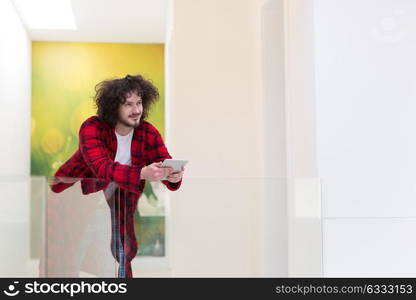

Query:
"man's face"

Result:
[[117, 92, 143, 128]]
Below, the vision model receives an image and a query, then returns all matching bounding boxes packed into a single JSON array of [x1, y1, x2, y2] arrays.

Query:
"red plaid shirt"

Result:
[[49, 116, 181, 277]]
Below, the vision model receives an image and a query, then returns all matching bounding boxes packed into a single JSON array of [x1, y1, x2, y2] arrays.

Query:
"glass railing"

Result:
[[41, 177, 120, 277], [0, 176, 323, 277]]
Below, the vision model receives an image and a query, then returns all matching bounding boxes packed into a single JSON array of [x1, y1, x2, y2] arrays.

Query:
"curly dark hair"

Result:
[[93, 74, 159, 126]]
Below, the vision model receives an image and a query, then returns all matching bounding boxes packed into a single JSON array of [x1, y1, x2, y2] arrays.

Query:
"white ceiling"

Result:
[[12, 0, 168, 43]]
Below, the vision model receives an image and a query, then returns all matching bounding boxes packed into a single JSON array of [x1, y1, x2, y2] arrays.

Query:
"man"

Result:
[[50, 74, 184, 278]]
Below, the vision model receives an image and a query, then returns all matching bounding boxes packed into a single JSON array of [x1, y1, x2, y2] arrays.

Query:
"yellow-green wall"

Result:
[[31, 42, 165, 176]]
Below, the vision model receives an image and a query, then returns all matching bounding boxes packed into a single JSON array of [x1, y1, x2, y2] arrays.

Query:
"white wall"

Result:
[[168, 0, 266, 276], [283, 0, 322, 277], [0, 0, 31, 276], [163, 0, 323, 277], [260, 0, 288, 277], [314, 0, 416, 276]]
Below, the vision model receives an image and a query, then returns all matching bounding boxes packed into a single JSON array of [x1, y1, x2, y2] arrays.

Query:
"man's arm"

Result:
[[79, 120, 144, 194], [146, 125, 182, 191]]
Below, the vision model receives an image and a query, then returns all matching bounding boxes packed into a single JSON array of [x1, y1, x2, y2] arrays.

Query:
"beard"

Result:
[[118, 115, 141, 128]]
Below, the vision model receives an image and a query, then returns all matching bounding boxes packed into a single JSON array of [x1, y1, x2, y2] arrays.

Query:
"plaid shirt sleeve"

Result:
[[79, 120, 143, 195], [146, 123, 182, 191]]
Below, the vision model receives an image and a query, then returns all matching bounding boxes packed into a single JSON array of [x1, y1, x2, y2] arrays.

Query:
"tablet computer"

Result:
[[161, 159, 188, 172]]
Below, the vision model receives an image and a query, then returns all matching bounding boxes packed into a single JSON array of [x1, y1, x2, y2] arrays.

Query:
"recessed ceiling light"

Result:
[[12, 0, 77, 30]]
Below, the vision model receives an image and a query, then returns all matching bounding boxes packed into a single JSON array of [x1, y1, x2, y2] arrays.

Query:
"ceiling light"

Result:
[[12, 0, 77, 30]]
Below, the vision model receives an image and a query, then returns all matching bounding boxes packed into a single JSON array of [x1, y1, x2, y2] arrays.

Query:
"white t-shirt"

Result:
[[114, 129, 134, 165], [103, 129, 134, 198]]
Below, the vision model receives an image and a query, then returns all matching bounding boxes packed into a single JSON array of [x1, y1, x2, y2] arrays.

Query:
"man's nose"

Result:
[[132, 105, 141, 114]]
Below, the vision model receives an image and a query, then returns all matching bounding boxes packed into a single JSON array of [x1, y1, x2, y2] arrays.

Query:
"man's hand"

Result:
[[166, 167, 185, 183], [140, 162, 173, 181]]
